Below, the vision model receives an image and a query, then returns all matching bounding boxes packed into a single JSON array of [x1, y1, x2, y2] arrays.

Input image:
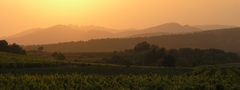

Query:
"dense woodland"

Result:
[[106, 42, 240, 67]]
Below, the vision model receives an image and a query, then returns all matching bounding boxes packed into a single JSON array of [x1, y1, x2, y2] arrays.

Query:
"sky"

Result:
[[0, 0, 240, 37]]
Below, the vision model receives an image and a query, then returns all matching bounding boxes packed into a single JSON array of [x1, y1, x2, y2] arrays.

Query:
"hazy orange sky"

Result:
[[0, 0, 240, 37]]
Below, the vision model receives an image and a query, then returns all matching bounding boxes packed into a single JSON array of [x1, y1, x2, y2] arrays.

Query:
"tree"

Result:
[[107, 41, 240, 67], [134, 41, 151, 52], [52, 52, 66, 60], [37, 46, 44, 52], [162, 55, 176, 67], [0, 40, 27, 55], [0, 40, 8, 51], [8, 43, 26, 55]]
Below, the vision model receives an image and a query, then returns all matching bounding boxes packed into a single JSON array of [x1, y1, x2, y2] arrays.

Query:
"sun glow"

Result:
[[0, 0, 240, 36], [26, 0, 106, 14], [20, 0, 121, 21], [41, 0, 99, 9]]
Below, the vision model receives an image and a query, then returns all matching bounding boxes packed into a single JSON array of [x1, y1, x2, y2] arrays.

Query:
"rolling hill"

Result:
[[6, 25, 115, 45], [118, 23, 202, 37], [139, 23, 202, 34], [5, 23, 202, 45], [195, 24, 238, 30], [25, 28, 240, 53]]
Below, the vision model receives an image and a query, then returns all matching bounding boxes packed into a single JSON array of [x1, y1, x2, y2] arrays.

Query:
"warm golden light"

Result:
[[0, 0, 239, 36], [30, 0, 102, 12]]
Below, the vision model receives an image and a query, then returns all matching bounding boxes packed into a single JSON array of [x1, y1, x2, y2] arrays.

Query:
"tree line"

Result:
[[106, 41, 240, 67], [0, 40, 26, 55]]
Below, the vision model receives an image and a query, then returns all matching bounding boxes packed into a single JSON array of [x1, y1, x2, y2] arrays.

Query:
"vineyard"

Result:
[[0, 66, 240, 90], [0, 51, 240, 89]]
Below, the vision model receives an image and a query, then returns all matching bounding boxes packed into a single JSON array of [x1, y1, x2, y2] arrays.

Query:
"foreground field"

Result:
[[0, 67, 240, 90], [0, 52, 240, 89]]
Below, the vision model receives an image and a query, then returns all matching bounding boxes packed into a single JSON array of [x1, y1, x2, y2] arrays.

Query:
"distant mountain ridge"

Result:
[[5, 23, 204, 45], [130, 23, 202, 37], [25, 28, 240, 53], [5, 23, 231, 45], [195, 24, 238, 30], [6, 25, 115, 45], [141, 23, 202, 33]]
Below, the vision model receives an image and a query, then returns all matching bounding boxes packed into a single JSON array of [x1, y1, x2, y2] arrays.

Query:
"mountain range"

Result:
[[6, 25, 115, 45], [2, 23, 236, 45], [5, 23, 205, 45]]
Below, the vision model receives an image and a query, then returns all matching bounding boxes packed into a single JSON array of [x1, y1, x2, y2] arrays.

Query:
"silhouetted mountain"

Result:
[[119, 23, 202, 37], [6, 23, 203, 45], [195, 24, 237, 30], [25, 28, 240, 53], [140, 23, 202, 34], [6, 25, 115, 45], [9, 28, 42, 38]]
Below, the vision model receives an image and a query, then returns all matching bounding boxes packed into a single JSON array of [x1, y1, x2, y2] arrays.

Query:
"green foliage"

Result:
[[162, 55, 176, 67], [0, 40, 26, 55], [0, 52, 66, 68], [52, 52, 66, 60], [107, 42, 240, 67], [0, 40, 8, 51], [134, 41, 152, 52], [37, 46, 44, 52], [0, 67, 239, 90], [8, 43, 26, 55], [171, 48, 240, 66], [0, 50, 239, 90]]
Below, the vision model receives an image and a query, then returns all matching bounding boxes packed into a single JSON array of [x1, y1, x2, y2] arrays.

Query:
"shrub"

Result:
[[52, 52, 66, 60], [0, 40, 26, 55]]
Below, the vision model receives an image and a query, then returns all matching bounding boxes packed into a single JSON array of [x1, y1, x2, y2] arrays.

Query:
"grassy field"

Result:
[[0, 52, 240, 90], [0, 67, 240, 90]]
